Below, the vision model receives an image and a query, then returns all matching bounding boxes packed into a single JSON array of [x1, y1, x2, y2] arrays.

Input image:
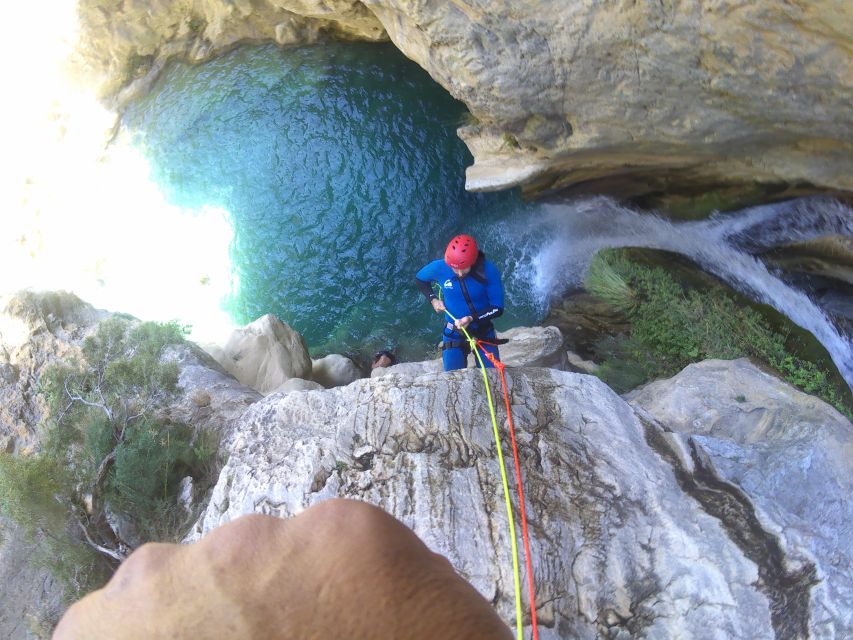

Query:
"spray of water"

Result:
[[528, 196, 853, 390]]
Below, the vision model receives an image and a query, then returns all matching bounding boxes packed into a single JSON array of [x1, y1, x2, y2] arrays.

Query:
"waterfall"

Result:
[[527, 196, 853, 390]]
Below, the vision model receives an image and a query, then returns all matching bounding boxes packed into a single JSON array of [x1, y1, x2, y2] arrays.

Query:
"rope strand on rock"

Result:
[[443, 308, 524, 640], [479, 342, 540, 640]]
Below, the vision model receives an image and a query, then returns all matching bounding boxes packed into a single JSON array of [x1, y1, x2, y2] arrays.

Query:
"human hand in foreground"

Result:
[[431, 298, 446, 313], [454, 315, 473, 330], [53, 499, 512, 640]]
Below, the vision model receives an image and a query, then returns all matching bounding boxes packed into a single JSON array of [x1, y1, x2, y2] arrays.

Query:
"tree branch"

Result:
[[77, 520, 127, 563], [64, 377, 113, 421]]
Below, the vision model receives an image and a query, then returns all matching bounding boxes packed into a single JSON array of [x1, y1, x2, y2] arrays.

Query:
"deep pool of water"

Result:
[[122, 41, 544, 360]]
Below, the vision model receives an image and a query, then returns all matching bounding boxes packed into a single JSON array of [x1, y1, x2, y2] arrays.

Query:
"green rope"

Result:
[[443, 307, 524, 640]]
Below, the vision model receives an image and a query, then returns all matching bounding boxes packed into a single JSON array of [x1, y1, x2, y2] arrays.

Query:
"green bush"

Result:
[[1, 317, 215, 607], [585, 249, 853, 418]]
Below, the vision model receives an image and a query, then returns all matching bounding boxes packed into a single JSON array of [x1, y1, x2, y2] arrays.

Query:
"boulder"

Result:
[[496, 325, 566, 369], [310, 354, 363, 388], [372, 326, 566, 377], [191, 366, 848, 638], [370, 359, 442, 379], [161, 341, 262, 441], [270, 378, 324, 394], [627, 358, 853, 639], [216, 314, 311, 395]]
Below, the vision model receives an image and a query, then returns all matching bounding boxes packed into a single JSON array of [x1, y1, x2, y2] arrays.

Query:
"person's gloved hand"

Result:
[[53, 499, 512, 640]]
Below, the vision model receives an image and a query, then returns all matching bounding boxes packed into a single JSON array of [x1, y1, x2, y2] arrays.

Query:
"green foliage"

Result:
[[585, 249, 853, 418], [0, 453, 68, 533], [584, 253, 636, 313], [501, 132, 521, 149], [0, 453, 108, 602], [109, 421, 198, 541], [1, 317, 215, 608]]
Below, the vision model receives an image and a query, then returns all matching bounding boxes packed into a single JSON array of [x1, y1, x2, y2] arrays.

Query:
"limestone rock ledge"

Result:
[[75, 0, 853, 198], [627, 358, 853, 640], [188, 361, 852, 638]]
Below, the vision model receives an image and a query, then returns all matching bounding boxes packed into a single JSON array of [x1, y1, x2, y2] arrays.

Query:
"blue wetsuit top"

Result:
[[415, 254, 504, 335]]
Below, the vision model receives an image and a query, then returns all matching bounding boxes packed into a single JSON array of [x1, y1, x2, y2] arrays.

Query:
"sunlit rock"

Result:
[[190, 367, 780, 638], [627, 358, 853, 639], [497, 325, 567, 369], [270, 378, 324, 394], [0, 291, 107, 453], [215, 314, 312, 395], [75, 0, 853, 198]]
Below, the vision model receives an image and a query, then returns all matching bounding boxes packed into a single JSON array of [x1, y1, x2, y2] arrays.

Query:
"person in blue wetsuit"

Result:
[[416, 234, 505, 371]]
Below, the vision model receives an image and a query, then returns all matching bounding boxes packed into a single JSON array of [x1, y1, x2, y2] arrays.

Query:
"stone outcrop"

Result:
[[0, 291, 108, 454], [0, 520, 63, 639], [3, 295, 852, 637], [213, 314, 312, 395], [310, 354, 363, 388], [75, 0, 386, 103], [74, 0, 853, 199], [371, 325, 567, 379], [271, 377, 325, 394], [189, 359, 853, 638], [627, 358, 853, 639]]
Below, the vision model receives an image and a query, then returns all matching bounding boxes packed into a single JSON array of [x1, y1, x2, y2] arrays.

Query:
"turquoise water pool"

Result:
[[122, 41, 542, 361]]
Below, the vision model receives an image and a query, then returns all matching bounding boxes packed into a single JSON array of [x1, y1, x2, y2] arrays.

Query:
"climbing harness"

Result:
[[443, 309, 539, 640]]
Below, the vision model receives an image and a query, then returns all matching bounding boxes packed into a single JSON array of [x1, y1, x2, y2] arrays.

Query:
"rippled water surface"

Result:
[[122, 42, 542, 358], [122, 41, 850, 388]]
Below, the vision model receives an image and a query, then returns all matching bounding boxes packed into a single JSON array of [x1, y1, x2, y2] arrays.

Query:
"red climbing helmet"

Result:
[[444, 234, 479, 269]]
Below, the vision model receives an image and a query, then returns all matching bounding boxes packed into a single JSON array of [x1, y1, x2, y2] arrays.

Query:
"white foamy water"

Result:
[[528, 196, 853, 390]]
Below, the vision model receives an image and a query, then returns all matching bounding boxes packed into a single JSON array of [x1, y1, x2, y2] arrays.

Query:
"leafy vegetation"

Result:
[[0, 317, 215, 606], [585, 249, 853, 418]]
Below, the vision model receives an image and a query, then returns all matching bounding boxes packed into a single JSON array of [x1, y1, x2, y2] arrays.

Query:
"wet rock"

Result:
[[566, 350, 599, 375], [543, 290, 630, 361], [762, 235, 853, 286]]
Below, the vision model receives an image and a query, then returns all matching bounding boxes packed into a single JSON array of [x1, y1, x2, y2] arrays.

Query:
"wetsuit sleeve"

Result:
[[476, 261, 505, 321], [416, 278, 436, 300], [415, 261, 440, 300]]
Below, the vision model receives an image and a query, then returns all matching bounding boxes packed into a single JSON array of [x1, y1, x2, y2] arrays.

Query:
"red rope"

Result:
[[479, 342, 539, 640]]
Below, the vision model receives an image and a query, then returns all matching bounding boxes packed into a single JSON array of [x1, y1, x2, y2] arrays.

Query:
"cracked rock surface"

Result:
[[628, 358, 853, 639], [191, 367, 787, 638]]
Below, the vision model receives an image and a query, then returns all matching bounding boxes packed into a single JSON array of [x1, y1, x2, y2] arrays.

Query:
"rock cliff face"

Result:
[[0, 291, 108, 454], [627, 359, 853, 640], [190, 358, 853, 639], [3, 294, 852, 637], [75, 0, 853, 199]]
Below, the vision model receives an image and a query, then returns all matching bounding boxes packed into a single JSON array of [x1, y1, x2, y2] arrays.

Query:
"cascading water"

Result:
[[529, 196, 853, 390], [118, 40, 850, 390]]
